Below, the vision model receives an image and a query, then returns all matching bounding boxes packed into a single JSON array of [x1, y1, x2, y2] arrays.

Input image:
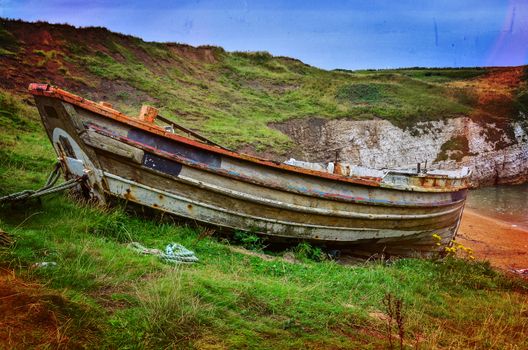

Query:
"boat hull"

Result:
[[31, 86, 469, 257]]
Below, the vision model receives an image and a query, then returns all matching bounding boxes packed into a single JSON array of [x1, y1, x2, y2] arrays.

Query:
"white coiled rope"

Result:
[[128, 242, 199, 264]]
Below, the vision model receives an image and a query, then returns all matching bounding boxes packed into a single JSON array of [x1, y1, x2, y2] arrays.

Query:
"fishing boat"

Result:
[[29, 83, 471, 257]]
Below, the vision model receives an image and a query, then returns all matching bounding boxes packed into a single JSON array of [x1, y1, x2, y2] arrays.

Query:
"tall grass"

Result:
[[135, 268, 209, 347]]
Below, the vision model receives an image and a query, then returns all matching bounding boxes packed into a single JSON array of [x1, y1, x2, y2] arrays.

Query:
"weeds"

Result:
[[232, 230, 266, 251], [88, 208, 132, 243], [432, 233, 475, 260], [383, 293, 405, 350], [435, 135, 470, 162], [336, 83, 389, 103], [133, 269, 207, 347], [0, 89, 38, 130], [0, 27, 19, 54], [292, 241, 325, 262], [2, 192, 528, 349]]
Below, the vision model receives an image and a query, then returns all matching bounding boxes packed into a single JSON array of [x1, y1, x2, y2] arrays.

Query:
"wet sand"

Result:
[[457, 208, 528, 270]]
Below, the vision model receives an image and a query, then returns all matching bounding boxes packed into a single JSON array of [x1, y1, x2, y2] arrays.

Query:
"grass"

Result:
[[1, 88, 528, 349], [0, 27, 19, 55], [32, 49, 62, 67]]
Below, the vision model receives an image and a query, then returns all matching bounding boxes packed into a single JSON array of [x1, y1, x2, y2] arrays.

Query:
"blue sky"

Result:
[[2, 0, 527, 70]]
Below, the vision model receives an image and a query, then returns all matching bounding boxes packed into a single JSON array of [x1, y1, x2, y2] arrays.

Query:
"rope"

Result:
[[0, 162, 86, 204], [0, 229, 13, 246], [128, 241, 199, 264]]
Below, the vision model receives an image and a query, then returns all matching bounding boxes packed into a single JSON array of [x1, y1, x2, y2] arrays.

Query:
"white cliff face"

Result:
[[272, 114, 528, 187], [459, 118, 528, 186]]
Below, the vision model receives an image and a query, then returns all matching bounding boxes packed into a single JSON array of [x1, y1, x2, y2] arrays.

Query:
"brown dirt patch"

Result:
[[166, 44, 219, 64], [0, 268, 99, 349]]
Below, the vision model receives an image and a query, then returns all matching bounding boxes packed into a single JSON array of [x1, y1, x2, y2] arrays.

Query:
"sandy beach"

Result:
[[457, 208, 528, 270]]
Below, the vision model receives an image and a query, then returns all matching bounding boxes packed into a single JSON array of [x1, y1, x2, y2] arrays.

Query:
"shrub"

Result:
[[336, 83, 390, 103], [292, 242, 325, 262], [232, 230, 265, 251]]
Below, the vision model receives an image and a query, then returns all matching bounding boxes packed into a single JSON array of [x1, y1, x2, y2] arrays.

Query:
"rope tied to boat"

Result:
[[0, 162, 86, 204], [127, 241, 199, 264]]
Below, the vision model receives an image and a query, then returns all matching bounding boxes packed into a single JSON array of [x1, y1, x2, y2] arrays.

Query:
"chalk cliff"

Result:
[[272, 114, 528, 187]]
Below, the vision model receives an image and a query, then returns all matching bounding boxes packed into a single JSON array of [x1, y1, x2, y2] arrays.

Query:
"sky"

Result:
[[1, 0, 527, 70]]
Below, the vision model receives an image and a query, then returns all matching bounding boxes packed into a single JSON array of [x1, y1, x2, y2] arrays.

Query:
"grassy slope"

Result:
[[1, 19, 527, 155], [1, 89, 528, 349]]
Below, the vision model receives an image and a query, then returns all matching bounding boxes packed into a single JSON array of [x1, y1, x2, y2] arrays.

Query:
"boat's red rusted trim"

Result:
[[88, 122, 466, 206], [29, 83, 383, 187]]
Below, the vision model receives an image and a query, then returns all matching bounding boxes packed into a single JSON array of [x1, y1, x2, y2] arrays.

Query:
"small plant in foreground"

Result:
[[232, 230, 265, 250], [292, 241, 326, 262], [131, 269, 206, 347], [444, 240, 475, 260], [383, 292, 405, 350], [432, 233, 474, 260]]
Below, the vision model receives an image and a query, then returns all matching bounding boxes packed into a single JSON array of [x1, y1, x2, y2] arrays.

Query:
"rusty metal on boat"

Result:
[[29, 83, 471, 257]]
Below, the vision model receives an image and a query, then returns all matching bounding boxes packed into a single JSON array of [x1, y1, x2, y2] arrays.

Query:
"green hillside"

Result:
[[2, 18, 527, 154]]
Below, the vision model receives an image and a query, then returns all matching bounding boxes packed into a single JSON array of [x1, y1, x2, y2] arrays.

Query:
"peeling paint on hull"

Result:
[[29, 84, 471, 257]]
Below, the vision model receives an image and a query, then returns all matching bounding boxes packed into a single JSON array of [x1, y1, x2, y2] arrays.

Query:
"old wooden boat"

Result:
[[29, 83, 471, 256]]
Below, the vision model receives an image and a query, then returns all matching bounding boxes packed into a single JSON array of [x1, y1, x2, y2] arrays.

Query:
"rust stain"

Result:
[[124, 188, 136, 201]]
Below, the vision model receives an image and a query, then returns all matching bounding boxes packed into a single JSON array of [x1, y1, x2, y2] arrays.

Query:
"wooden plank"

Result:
[[138, 105, 158, 123], [80, 129, 144, 164]]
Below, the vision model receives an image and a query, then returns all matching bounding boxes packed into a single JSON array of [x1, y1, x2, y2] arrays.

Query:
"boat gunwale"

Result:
[[29, 83, 469, 193], [90, 122, 467, 208]]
